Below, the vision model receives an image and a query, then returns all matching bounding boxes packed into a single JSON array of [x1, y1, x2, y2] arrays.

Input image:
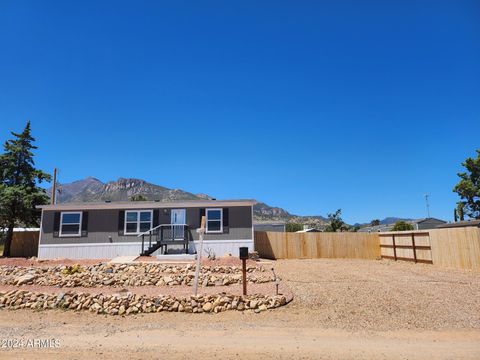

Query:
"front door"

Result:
[[171, 209, 186, 239]]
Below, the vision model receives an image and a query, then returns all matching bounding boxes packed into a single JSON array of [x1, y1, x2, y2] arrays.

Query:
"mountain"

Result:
[[379, 217, 415, 225], [49, 177, 328, 224], [353, 217, 415, 227], [49, 177, 415, 228], [253, 202, 292, 220], [253, 202, 328, 228], [54, 177, 104, 201], [53, 177, 199, 203]]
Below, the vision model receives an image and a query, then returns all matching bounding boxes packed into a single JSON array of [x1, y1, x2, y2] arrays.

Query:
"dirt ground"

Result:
[[0, 258, 479, 359], [0, 257, 109, 267], [0, 281, 292, 299]]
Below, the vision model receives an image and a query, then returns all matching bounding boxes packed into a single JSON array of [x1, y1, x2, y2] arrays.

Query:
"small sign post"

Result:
[[239, 247, 249, 296], [193, 216, 206, 296]]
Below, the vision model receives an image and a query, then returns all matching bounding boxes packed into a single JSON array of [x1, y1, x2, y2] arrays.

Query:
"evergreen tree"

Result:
[[453, 150, 480, 219], [324, 209, 345, 232], [0, 121, 51, 256]]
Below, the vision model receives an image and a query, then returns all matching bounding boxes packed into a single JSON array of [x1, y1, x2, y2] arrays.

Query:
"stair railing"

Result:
[[138, 224, 188, 255]]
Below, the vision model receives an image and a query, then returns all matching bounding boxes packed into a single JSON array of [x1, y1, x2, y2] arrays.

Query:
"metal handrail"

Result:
[[137, 223, 188, 237], [140, 223, 190, 256]]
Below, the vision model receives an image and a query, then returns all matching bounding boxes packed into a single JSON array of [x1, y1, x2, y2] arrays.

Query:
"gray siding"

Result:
[[40, 206, 252, 245], [187, 206, 252, 241]]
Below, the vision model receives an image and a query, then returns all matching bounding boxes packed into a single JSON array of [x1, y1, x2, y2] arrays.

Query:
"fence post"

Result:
[[392, 234, 397, 261], [411, 233, 417, 263]]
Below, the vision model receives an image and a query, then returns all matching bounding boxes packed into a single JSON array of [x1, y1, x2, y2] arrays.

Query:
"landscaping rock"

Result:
[[202, 302, 213, 312], [0, 263, 275, 289], [258, 304, 268, 312], [0, 291, 289, 316], [15, 274, 37, 285]]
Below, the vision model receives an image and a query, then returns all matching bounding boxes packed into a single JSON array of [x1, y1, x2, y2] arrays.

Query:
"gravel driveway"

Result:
[[0, 258, 479, 359], [273, 258, 480, 331]]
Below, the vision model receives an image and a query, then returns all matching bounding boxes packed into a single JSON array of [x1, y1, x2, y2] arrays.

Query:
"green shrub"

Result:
[[286, 223, 303, 232], [61, 264, 84, 275], [392, 221, 414, 231]]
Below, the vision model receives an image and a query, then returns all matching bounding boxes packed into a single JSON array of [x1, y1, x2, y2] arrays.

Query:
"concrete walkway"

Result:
[[109, 256, 139, 264]]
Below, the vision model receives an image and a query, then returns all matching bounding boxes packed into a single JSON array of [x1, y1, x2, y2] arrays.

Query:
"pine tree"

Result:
[[0, 121, 51, 257], [324, 209, 345, 232], [453, 150, 480, 219]]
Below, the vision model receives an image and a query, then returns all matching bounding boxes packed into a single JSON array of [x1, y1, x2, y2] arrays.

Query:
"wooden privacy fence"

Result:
[[10, 231, 39, 257], [256, 227, 480, 270], [254, 231, 380, 260], [429, 227, 480, 270], [379, 231, 433, 264], [380, 227, 480, 270]]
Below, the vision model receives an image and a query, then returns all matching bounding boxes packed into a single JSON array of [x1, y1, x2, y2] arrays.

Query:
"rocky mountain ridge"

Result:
[[50, 177, 416, 227], [50, 177, 327, 223]]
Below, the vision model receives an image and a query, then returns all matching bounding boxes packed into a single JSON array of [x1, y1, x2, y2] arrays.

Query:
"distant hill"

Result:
[[379, 217, 415, 225], [49, 177, 417, 228], [49, 177, 328, 224], [253, 202, 292, 219], [353, 217, 415, 227], [52, 177, 199, 203], [253, 202, 328, 228]]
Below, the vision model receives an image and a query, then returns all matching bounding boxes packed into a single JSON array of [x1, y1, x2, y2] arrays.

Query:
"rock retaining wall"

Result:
[[0, 290, 288, 315], [0, 263, 275, 288]]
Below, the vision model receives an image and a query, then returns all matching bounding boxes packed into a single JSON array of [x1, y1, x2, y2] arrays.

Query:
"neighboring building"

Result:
[[37, 199, 255, 259], [358, 224, 393, 233], [359, 218, 447, 233], [253, 221, 286, 232], [436, 219, 480, 229], [413, 218, 447, 230], [295, 225, 321, 233]]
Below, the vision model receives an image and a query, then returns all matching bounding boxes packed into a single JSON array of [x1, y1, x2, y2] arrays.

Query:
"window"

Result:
[[206, 208, 223, 233], [60, 212, 82, 237], [125, 210, 153, 234]]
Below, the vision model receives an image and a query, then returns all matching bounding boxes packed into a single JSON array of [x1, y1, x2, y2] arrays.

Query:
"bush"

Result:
[[61, 264, 84, 275], [391, 221, 414, 231], [286, 223, 303, 232]]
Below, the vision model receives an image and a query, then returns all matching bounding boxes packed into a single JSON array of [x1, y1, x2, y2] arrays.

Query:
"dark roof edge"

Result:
[[37, 199, 256, 211], [415, 217, 447, 224], [436, 219, 480, 228]]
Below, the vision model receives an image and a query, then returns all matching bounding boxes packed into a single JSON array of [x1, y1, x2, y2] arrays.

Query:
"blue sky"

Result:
[[0, 1, 479, 224]]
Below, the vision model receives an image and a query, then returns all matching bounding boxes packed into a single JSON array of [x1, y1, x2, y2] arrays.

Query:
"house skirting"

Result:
[[38, 240, 253, 260], [190, 239, 253, 257]]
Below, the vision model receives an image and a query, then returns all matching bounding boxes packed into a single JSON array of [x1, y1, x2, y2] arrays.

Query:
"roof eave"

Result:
[[36, 199, 256, 211]]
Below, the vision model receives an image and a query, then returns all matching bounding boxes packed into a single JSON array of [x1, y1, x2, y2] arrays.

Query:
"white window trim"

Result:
[[206, 208, 223, 234], [59, 211, 82, 237], [124, 210, 153, 235]]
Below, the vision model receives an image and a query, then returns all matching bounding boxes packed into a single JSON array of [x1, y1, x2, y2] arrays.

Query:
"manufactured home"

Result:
[[37, 200, 255, 259]]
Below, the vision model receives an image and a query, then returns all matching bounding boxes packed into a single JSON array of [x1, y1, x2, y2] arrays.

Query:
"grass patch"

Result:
[[0, 243, 3, 256]]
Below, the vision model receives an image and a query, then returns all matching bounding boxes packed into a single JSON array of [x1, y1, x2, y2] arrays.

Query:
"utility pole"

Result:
[[51, 168, 57, 205], [424, 194, 430, 218]]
